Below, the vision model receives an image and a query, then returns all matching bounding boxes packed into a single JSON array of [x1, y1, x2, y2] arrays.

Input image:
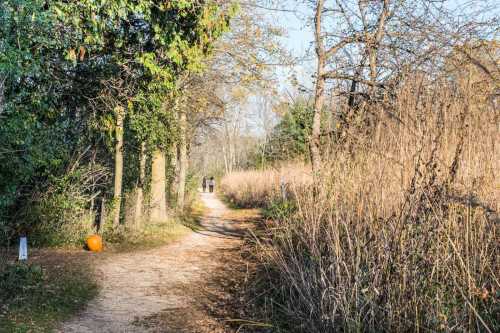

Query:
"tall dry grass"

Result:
[[220, 164, 311, 208], [222, 75, 499, 332]]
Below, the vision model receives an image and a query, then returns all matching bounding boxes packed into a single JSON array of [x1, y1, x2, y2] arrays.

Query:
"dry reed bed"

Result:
[[220, 164, 312, 208], [221, 77, 499, 332]]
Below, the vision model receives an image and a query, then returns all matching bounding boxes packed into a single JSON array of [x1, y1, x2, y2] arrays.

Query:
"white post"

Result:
[[19, 236, 28, 261]]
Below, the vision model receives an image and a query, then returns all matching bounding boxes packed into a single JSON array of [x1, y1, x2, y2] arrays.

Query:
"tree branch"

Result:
[[322, 71, 387, 88]]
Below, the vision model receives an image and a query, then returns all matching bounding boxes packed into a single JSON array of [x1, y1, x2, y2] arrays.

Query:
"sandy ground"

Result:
[[58, 192, 247, 333]]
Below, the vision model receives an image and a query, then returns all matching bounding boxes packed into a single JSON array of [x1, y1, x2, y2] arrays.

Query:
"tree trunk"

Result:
[[112, 107, 124, 227], [169, 142, 179, 202], [150, 149, 168, 222], [98, 197, 106, 232], [222, 144, 230, 174], [133, 141, 147, 228], [368, 0, 390, 96], [0, 75, 5, 115], [229, 139, 236, 173], [311, 64, 325, 175], [177, 110, 187, 210], [310, 0, 326, 176]]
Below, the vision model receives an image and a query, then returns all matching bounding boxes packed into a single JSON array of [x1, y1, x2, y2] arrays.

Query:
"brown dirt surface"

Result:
[[57, 192, 265, 333]]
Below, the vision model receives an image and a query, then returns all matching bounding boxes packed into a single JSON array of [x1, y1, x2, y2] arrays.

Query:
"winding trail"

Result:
[[59, 192, 245, 333]]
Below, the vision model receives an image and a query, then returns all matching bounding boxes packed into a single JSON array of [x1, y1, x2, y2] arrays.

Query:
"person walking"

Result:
[[202, 176, 207, 192], [208, 177, 215, 193]]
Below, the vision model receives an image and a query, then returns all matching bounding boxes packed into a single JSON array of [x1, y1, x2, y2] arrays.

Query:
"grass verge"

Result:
[[102, 222, 192, 252], [103, 199, 206, 253], [0, 255, 98, 333]]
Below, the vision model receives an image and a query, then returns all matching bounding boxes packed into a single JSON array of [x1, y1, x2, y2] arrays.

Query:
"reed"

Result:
[[222, 75, 499, 332]]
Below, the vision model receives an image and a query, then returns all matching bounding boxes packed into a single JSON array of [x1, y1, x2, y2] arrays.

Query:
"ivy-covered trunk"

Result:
[[0, 75, 5, 114], [177, 110, 187, 210], [113, 107, 124, 227], [133, 142, 147, 228]]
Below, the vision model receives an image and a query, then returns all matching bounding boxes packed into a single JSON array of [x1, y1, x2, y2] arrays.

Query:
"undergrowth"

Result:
[[102, 199, 205, 252], [0, 260, 98, 333]]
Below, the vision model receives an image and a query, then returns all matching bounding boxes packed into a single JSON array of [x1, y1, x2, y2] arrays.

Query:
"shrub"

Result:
[[262, 199, 296, 221], [8, 164, 108, 247]]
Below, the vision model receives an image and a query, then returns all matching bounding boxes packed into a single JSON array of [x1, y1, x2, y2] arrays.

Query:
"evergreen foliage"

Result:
[[264, 99, 314, 162]]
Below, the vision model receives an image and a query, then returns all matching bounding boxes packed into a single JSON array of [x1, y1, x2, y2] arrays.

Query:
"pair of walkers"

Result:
[[202, 176, 215, 193]]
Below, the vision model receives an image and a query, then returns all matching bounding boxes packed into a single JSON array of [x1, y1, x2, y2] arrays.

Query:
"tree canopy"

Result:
[[0, 0, 236, 245]]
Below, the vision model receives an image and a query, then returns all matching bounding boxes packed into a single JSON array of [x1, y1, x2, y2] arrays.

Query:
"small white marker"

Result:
[[19, 236, 28, 261]]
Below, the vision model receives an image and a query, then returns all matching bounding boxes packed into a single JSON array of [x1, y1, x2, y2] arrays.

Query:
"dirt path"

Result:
[[59, 193, 247, 333]]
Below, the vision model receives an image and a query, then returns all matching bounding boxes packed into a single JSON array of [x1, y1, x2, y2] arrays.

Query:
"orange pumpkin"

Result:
[[86, 234, 103, 252]]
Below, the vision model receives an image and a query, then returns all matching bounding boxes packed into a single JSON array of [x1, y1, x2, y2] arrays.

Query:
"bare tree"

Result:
[[181, 1, 288, 178], [305, 0, 498, 175]]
